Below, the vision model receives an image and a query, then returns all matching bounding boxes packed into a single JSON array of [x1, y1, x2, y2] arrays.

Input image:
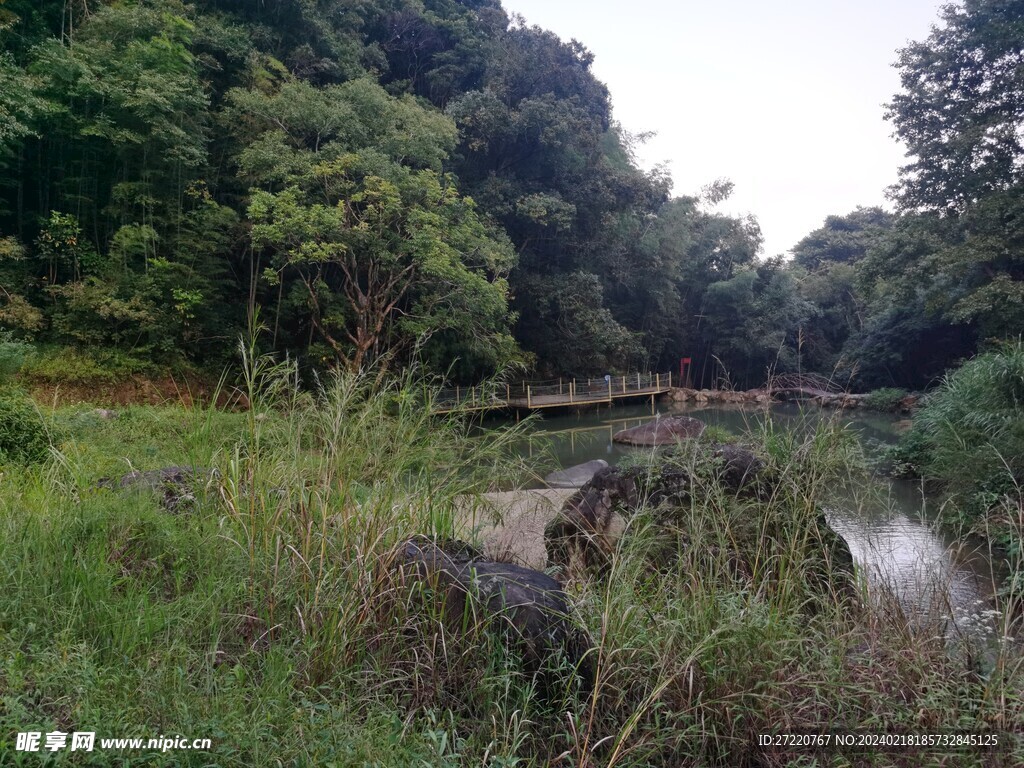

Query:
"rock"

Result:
[[456, 489, 574, 569], [544, 455, 853, 602], [395, 536, 593, 688], [544, 459, 609, 488], [613, 415, 705, 446], [899, 395, 919, 412], [94, 408, 119, 420], [544, 466, 636, 570], [97, 466, 217, 512], [712, 444, 767, 492]]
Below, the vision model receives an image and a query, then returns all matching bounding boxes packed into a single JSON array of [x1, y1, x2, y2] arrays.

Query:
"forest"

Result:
[[1, 0, 1020, 389]]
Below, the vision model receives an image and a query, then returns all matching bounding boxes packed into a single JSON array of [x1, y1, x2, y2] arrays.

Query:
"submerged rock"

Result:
[[544, 459, 609, 488], [612, 416, 705, 446], [395, 536, 593, 688]]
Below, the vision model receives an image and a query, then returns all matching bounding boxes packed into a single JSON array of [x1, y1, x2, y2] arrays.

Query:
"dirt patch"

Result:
[[28, 374, 246, 409]]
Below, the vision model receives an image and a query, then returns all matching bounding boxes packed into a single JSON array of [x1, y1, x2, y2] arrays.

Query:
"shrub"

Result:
[[863, 386, 908, 411], [0, 393, 54, 465], [905, 340, 1024, 495], [20, 346, 155, 384], [0, 331, 30, 384]]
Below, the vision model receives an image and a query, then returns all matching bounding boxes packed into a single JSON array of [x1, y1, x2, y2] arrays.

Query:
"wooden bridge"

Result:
[[434, 372, 674, 414]]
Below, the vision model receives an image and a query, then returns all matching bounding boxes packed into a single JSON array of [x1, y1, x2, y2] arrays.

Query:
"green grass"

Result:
[[0, 349, 1021, 766], [864, 387, 909, 411], [892, 339, 1024, 600], [19, 345, 159, 385]]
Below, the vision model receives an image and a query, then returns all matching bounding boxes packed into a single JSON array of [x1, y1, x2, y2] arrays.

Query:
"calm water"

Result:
[[496, 401, 1004, 641]]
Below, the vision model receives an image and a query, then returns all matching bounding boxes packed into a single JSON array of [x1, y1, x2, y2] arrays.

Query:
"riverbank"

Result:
[[665, 386, 919, 412]]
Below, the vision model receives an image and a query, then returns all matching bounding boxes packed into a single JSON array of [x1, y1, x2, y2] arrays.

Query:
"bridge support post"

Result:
[[527, 386, 532, 408]]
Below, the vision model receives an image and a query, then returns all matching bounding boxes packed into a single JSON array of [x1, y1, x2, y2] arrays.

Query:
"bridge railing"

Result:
[[434, 372, 673, 411]]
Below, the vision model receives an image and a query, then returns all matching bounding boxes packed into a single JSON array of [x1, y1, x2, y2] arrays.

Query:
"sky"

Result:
[[499, 0, 945, 258]]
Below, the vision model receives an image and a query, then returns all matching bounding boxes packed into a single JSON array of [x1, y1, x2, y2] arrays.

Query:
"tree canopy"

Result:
[[0, 0, 1019, 389]]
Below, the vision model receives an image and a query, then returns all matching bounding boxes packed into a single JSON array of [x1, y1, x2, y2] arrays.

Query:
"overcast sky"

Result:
[[500, 0, 944, 258]]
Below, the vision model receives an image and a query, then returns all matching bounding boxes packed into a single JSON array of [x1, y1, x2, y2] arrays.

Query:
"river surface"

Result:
[[494, 401, 1005, 643]]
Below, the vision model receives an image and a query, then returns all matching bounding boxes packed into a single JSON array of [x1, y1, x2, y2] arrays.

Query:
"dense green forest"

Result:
[[1, 0, 1022, 388]]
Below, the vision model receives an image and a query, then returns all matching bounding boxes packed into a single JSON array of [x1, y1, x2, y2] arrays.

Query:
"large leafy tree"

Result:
[[832, 0, 1024, 386], [231, 77, 519, 375], [888, 0, 1024, 212], [791, 207, 894, 270], [444, 23, 669, 374]]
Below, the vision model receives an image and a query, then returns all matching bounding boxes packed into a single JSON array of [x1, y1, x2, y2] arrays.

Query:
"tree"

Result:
[[232, 75, 518, 375], [834, 0, 1024, 386], [248, 168, 517, 374], [791, 207, 895, 270], [887, 0, 1024, 213]]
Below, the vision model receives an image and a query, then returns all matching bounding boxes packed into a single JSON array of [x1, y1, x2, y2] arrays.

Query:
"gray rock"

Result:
[[544, 459, 609, 488], [396, 536, 593, 688], [545, 466, 638, 571], [612, 415, 705, 446], [711, 444, 766, 492]]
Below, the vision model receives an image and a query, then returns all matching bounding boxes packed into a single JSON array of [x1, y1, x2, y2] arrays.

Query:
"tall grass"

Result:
[[0, 352, 1021, 765], [894, 339, 1024, 599]]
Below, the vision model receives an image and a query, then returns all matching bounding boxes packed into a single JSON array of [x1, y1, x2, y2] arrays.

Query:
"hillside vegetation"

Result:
[[0, 0, 1020, 389]]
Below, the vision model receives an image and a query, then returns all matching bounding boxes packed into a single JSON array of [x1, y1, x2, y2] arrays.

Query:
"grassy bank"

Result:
[[891, 340, 1024, 602], [0, 355, 1021, 766]]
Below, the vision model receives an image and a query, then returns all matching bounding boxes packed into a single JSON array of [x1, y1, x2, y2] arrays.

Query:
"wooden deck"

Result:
[[434, 372, 673, 414]]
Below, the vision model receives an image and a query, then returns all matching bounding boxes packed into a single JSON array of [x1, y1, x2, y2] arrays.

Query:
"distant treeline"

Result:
[[1, 0, 1021, 389]]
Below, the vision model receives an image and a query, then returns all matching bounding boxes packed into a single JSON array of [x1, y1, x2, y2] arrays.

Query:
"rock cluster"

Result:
[[807, 392, 919, 412], [666, 388, 773, 405], [545, 446, 768, 572], [665, 387, 919, 413]]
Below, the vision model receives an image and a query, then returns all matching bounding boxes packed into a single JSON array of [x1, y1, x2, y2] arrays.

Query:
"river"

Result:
[[494, 401, 1005, 644]]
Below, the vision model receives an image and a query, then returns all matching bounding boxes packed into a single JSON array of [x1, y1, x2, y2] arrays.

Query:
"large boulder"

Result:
[[456, 489, 575, 569], [395, 536, 593, 688], [544, 466, 637, 570], [712, 444, 766, 492], [544, 459, 609, 488], [612, 416, 705, 446]]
